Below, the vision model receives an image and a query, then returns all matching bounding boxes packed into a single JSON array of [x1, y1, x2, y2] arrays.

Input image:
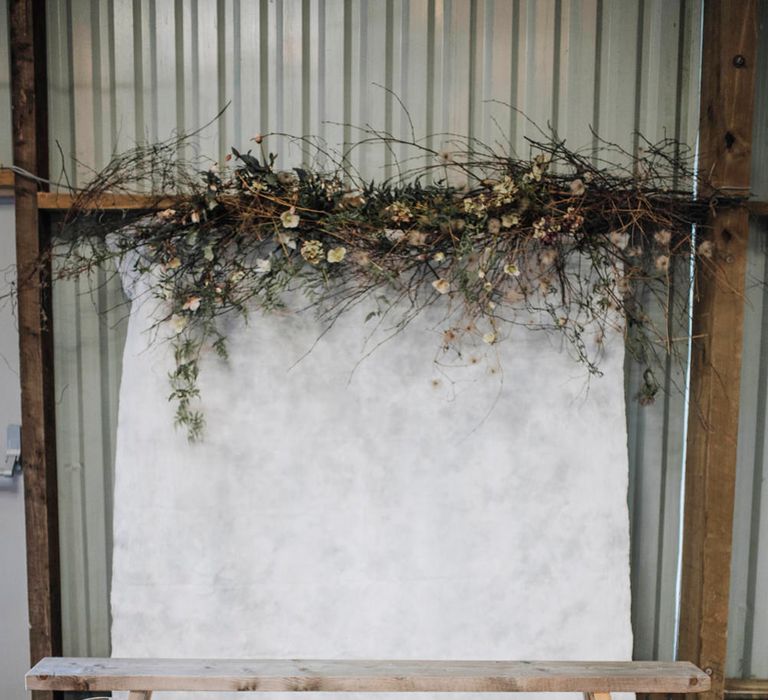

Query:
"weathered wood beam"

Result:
[[678, 3, 758, 700], [725, 678, 768, 700], [9, 4, 62, 700], [36, 192, 176, 210]]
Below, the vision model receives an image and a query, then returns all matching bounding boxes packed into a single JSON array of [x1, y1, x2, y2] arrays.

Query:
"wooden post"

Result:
[[9, 2, 62, 699], [678, 3, 758, 700]]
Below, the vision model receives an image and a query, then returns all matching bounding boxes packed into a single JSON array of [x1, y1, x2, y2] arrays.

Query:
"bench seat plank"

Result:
[[26, 658, 710, 693]]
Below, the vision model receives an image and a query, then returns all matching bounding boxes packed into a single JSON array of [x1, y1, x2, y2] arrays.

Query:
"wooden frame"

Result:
[[25, 658, 710, 695], [677, 4, 759, 700], [9, 3, 62, 700], [6, 3, 763, 700]]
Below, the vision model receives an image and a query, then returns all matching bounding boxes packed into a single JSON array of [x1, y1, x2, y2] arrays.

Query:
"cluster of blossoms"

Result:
[[60, 133, 713, 440]]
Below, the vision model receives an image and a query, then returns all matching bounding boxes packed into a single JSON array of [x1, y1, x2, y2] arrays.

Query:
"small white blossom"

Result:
[[482, 331, 497, 345], [169, 314, 188, 334], [255, 258, 272, 273], [182, 296, 201, 312], [327, 246, 347, 263], [654, 229, 672, 247], [280, 208, 300, 228], [432, 278, 450, 294], [655, 254, 670, 272], [570, 178, 586, 196], [502, 213, 520, 228], [504, 262, 521, 277], [698, 240, 714, 259], [609, 230, 630, 250], [433, 251, 446, 263]]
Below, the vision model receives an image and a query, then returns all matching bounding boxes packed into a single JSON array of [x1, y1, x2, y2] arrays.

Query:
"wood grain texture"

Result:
[[0, 168, 14, 189], [9, 4, 62, 700], [25, 658, 711, 693], [724, 679, 768, 700], [678, 4, 758, 700], [36, 192, 175, 210]]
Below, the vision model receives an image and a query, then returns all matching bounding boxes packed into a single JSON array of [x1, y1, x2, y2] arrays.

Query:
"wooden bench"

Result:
[[27, 658, 710, 699]]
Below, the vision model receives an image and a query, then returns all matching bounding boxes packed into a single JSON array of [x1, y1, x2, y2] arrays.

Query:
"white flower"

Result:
[[182, 296, 201, 312], [384, 228, 405, 243], [655, 254, 670, 272], [569, 178, 586, 196], [280, 208, 300, 228], [277, 231, 297, 250], [698, 240, 714, 259], [609, 230, 630, 250], [433, 251, 446, 263], [503, 262, 521, 277], [654, 229, 672, 246], [482, 331, 497, 344], [190, 211, 201, 224], [327, 246, 347, 263], [432, 278, 450, 294], [255, 257, 272, 273], [501, 213, 520, 228], [169, 314, 188, 334], [407, 230, 428, 246], [487, 218, 501, 235]]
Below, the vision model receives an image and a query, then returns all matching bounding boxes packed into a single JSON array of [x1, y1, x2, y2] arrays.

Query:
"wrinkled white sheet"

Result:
[[110, 278, 632, 700]]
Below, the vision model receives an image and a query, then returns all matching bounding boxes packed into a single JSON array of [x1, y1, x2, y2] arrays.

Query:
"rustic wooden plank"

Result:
[[9, 6, 62, 700], [678, 4, 758, 700], [36, 192, 176, 210], [0, 168, 14, 189], [724, 679, 768, 700], [25, 658, 711, 693]]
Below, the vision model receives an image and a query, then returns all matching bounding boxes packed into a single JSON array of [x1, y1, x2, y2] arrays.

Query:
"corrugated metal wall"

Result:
[[0, 0, 11, 165], [42, 0, 705, 662]]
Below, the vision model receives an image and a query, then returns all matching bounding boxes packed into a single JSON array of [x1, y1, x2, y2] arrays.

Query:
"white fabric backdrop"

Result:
[[110, 274, 633, 700]]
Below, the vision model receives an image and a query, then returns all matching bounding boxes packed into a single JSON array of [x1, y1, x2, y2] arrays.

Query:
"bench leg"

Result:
[[583, 693, 612, 700], [128, 693, 152, 700]]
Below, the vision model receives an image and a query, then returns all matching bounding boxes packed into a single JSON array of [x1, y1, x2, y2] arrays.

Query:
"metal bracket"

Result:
[[1, 424, 21, 478]]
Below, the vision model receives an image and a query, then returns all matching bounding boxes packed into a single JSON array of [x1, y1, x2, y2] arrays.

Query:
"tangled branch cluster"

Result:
[[56, 129, 716, 440]]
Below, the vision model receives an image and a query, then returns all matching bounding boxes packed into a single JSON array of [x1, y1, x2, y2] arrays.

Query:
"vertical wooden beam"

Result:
[[678, 3, 758, 700], [9, 1, 61, 698]]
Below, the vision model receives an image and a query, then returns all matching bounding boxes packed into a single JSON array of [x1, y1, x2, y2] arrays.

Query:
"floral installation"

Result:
[[53, 129, 720, 440]]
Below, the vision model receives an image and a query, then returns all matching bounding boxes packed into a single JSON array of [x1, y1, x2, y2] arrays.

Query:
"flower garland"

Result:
[[57, 131, 716, 440]]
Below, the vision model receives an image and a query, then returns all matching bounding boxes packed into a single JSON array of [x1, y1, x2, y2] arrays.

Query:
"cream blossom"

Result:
[[482, 331, 497, 344], [432, 278, 450, 294], [501, 213, 520, 228], [169, 314, 188, 334], [433, 251, 446, 263], [504, 262, 521, 277], [255, 258, 272, 273], [182, 296, 201, 312], [698, 240, 714, 258], [569, 178, 586, 196], [655, 254, 670, 272], [327, 246, 347, 263], [654, 229, 672, 246], [280, 208, 300, 228], [609, 230, 630, 250]]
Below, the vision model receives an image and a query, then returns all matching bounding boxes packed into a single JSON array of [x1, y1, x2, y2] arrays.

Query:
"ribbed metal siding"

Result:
[[43, 0, 704, 660], [0, 0, 11, 166]]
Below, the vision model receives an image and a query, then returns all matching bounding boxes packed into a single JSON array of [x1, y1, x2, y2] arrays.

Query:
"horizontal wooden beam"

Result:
[[26, 658, 711, 694], [37, 192, 176, 210], [0, 168, 14, 189], [724, 679, 768, 700]]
